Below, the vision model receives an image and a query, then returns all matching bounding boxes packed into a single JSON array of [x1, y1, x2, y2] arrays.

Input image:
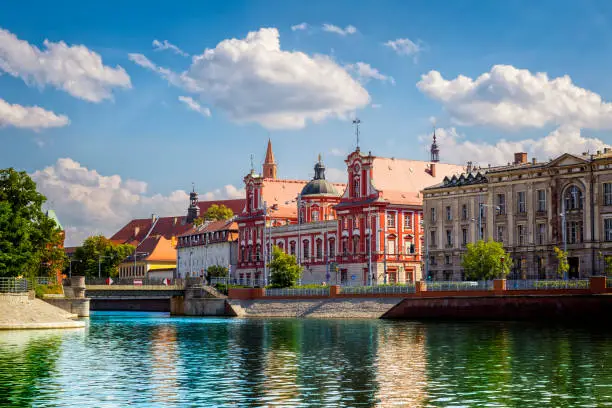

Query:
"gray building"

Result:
[[423, 150, 612, 280]]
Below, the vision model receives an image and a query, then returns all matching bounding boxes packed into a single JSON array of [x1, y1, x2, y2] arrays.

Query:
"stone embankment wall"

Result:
[[0, 293, 85, 329]]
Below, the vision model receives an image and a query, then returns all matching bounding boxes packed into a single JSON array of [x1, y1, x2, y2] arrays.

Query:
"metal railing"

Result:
[[341, 284, 416, 295], [265, 287, 330, 297], [506, 279, 590, 290], [426, 281, 493, 291], [84, 277, 180, 287], [0, 278, 29, 293]]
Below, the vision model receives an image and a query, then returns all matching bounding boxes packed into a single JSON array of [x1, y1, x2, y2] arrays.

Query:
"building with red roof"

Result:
[[235, 132, 464, 285]]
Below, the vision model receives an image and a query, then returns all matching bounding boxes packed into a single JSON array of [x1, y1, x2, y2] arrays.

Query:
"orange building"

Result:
[[235, 135, 464, 285]]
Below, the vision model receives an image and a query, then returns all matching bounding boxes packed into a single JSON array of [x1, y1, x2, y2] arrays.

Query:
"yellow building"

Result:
[[118, 235, 177, 280]]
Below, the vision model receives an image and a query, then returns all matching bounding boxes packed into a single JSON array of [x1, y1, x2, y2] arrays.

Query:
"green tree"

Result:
[[0, 168, 64, 277], [461, 239, 512, 280], [207, 264, 229, 278], [203, 204, 234, 221], [554, 246, 569, 278], [268, 245, 303, 288], [74, 235, 134, 278]]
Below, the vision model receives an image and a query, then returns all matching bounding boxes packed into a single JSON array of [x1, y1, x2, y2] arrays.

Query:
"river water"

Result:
[[0, 312, 610, 407]]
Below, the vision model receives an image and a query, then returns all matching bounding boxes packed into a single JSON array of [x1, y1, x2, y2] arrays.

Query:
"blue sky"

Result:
[[2, 0, 612, 244]]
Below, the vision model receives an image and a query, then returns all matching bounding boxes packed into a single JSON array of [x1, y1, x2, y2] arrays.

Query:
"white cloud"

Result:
[[31, 158, 244, 246], [129, 27, 369, 129], [419, 126, 608, 166], [326, 167, 346, 183], [322, 24, 357, 36], [200, 184, 244, 201], [418, 65, 612, 130], [178, 96, 211, 117], [345, 62, 395, 85], [329, 147, 347, 157], [291, 23, 308, 31], [384, 38, 422, 60], [0, 27, 131, 102], [0, 98, 69, 130], [152, 39, 188, 56]]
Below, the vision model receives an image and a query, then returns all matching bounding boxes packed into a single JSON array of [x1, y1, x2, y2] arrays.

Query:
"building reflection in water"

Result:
[[373, 321, 428, 406], [150, 324, 179, 405]]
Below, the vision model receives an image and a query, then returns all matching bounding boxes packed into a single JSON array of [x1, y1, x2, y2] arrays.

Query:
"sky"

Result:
[[2, 0, 612, 245]]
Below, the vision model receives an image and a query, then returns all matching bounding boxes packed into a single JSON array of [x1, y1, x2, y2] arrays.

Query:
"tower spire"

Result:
[[430, 126, 440, 163], [263, 138, 277, 179]]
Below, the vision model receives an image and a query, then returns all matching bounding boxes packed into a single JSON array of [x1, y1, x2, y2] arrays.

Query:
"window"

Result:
[[404, 241, 414, 254], [429, 255, 436, 266], [404, 213, 412, 229], [497, 225, 504, 243], [517, 191, 526, 213], [387, 212, 396, 228], [605, 183, 612, 206], [461, 204, 468, 220], [353, 177, 360, 198], [446, 229, 452, 247], [446, 206, 452, 221], [537, 190, 546, 212], [445, 255, 452, 265], [517, 225, 526, 246], [430, 207, 437, 223], [479, 204, 485, 220], [290, 241, 296, 256], [497, 194, 506, 215], [303, 240, 310, 260], [536, 223, 546, 245], [567, 221, 582, 244], [316, 239, 323, 259], [342, 239, 348, 255], [352, 236, 360, 254], [329, 239, 336, 258], [387, 238, 396, 254], [342, 218, 348, 229], [462, 228, 468, 246], [605, 219, 612, 241], [565, 186, 583, 210], [312, 211, 319, 222], [430, 230, 437, 247]]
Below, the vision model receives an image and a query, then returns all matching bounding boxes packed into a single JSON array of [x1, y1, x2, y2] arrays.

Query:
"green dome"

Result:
[[300, 159, 340, 196]]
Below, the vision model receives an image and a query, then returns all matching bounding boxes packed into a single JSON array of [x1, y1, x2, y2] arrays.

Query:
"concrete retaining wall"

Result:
[[44, 298, 90, 317], [382, 295, 612, 321]]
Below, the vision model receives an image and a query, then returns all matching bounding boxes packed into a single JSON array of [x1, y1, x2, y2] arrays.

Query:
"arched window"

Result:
[[565, 186, 583, 210], [303, 240, 310, 260], [316, 238, 323, 259], [352, 236, 360, 254], [329, 238, 336, 258], [342, 238, 348, 255], [278, 242, 285, 252], [353, 176, 360, 198], [290, 241, 296, 256], [312, 210, 319, 222], [255, 244, 261, 261]]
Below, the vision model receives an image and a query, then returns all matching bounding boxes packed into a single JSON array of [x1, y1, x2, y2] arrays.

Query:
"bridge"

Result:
[[85, 281, 224, 312]]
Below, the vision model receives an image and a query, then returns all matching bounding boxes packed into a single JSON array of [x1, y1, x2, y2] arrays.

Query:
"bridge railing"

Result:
[[85, 277, 183, 288], [0, 278, 29, 293]]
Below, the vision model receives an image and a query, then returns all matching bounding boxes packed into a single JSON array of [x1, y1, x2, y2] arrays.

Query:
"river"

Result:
[[0, 312, 610, 407]]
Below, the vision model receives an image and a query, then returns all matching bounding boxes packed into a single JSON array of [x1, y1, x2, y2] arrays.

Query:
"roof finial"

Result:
[[352, 118, 361, 151], [318, 153, 322, 163], [191, 182, 195, 193], [250, 154, 254, 173]]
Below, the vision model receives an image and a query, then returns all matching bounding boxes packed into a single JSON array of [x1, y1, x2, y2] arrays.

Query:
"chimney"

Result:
[[430, 163, 436, 177], [151, 213, 156, 222], [514, 152, 528, 165], [466, 161, 473, 173], [173, 217, 177, 225], [531, 157, 536, 165], [134, 226, 140, 236]]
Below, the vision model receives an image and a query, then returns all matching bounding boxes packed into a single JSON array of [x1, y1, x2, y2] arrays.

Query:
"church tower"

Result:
[[430, 130, 440, 163], [186, 184, 200, 223], [263, 139, 277, 179]]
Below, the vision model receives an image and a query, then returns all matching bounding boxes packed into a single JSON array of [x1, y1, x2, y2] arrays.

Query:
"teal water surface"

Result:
[[0, 312, 611, 407]]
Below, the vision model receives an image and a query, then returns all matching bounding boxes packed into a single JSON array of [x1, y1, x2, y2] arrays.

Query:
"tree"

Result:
[[0, 168, 65, 277], [554, 246, 569, 278], [207, 265, 229, 278], [268, 245, 303, 288], [203, 204, 234, 221], [461, 239, 512, 280], [73, 236, 134, 278]]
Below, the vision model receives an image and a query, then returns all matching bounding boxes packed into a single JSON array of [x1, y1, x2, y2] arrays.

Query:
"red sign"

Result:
[[133, 280, 143, 286]]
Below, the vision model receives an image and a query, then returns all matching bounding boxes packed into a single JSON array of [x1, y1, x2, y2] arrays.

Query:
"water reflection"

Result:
[[0, 313, 610, 407]]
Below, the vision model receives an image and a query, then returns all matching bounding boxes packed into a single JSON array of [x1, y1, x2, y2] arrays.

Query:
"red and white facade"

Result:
[[235, 142, 464, 285]]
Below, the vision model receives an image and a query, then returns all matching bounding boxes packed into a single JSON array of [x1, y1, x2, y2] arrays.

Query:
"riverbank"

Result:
[[0, 293, 86, 330]]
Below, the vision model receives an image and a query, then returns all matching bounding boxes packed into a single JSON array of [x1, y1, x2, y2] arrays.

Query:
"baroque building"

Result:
[[235, 135, 463, 285], [423, 149, 612, 280]]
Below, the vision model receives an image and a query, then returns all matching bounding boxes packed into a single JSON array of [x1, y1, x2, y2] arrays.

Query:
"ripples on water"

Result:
[[0, 312, 610, 407]]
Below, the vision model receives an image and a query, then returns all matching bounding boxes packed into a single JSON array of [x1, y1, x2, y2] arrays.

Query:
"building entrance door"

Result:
[[568, 257, 580, 279]]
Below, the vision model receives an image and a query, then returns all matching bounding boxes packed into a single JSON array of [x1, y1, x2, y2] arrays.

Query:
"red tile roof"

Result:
[[137, 235, 176, 262]]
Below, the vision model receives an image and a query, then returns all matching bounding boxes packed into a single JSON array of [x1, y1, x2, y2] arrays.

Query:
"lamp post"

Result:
[[98, 255, 114, 279]]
